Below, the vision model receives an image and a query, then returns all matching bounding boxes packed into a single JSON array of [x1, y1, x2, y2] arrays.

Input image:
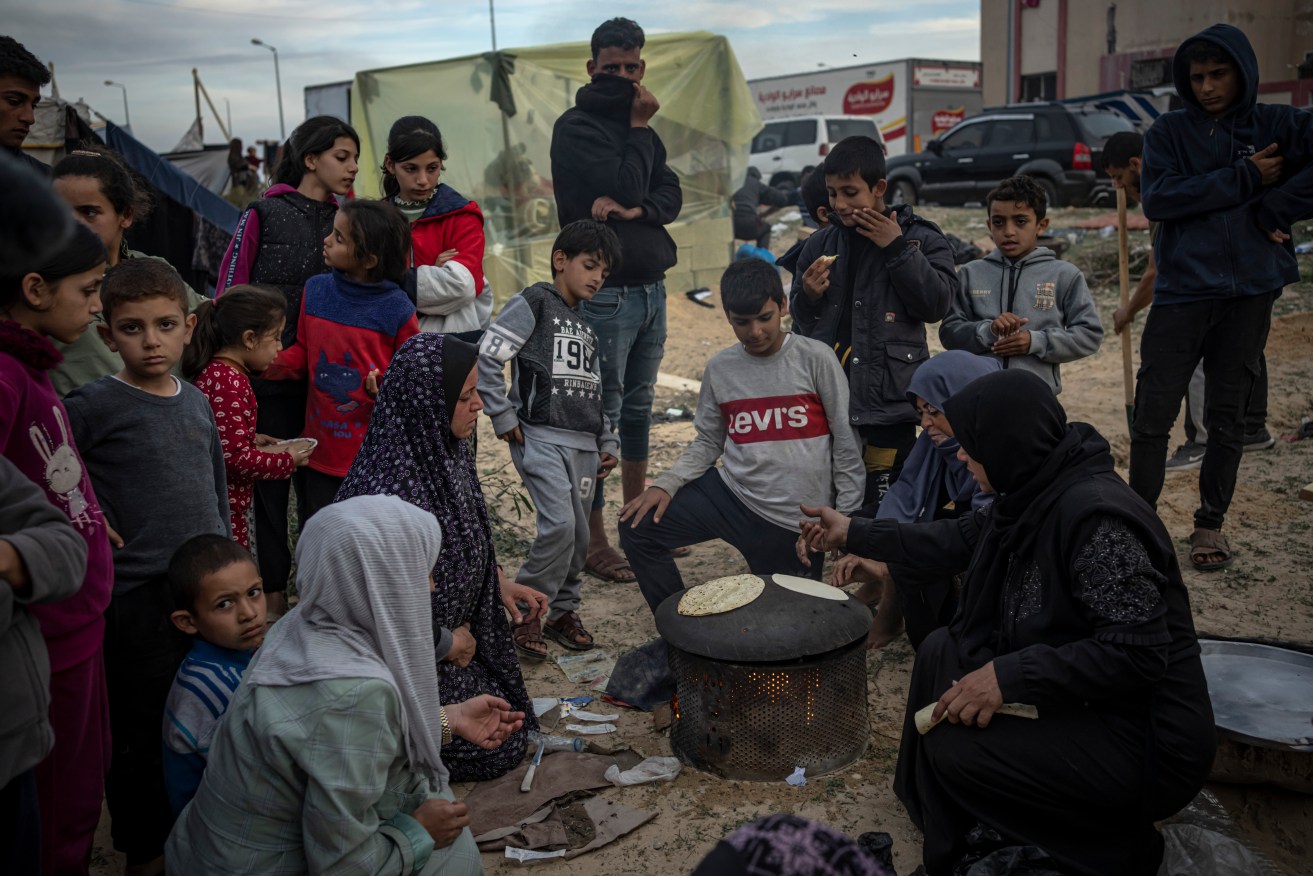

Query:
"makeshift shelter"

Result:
[[22, 94, 102, 166], [23, 109, 240, 292], [347, 32, 762, 295], [102, 121, 240, 289]]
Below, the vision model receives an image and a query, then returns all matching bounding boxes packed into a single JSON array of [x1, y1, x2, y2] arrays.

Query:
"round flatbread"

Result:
[[772, 574, 849, 601], [678, 574, 765, 616]]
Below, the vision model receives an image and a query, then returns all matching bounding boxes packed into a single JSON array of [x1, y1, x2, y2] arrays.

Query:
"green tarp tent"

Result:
[[348, 32, 762, 297]]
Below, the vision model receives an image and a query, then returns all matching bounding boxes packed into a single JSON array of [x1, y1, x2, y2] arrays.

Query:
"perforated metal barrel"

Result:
[[667, 641, 870, 780], [656, 575, 871, 781]]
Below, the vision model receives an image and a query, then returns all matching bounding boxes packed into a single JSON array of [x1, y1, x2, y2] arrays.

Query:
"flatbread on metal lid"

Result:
[[772, 573, 849, 601], [678, 574, 765, 616]]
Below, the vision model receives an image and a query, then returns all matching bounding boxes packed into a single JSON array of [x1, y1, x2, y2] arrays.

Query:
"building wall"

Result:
[[980, 0, 1011, 106], [982, 0, 1313, 106]]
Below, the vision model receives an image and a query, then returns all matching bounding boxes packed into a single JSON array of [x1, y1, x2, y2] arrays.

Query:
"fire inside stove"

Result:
[[657, 575, 871, 782]]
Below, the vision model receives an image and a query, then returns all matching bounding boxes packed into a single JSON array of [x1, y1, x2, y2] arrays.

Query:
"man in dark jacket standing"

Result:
[[732, 167, 792, 248], [551, 17, 683, 582], [1132, 23, 1313, 572]]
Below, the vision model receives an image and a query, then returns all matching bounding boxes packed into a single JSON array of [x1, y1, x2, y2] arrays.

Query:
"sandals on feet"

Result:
[[512, 620, 548, 662], [1190, 527, 1234, 572], [585, 547, 637, 583], [544, 611, 595, 651]]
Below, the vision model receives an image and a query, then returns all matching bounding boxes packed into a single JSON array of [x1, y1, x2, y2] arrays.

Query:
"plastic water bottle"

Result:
[[528, 731, 585, 753]]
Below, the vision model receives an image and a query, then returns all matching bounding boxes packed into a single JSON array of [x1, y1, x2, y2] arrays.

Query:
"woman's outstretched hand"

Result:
[[933, 662, 1004, 729], [446, 695, 525, 750], [412, 799, 469, 848], [798, 504, 851, 553]]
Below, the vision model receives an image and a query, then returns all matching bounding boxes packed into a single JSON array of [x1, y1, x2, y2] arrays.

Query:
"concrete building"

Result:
[[980, 0, 1313, 107]]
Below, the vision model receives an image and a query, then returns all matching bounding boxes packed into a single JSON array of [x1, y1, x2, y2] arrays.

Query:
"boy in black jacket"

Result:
[[549, 17, 683, 583], [1131, 23, 1313, 571], [790, 136, 957, 503]]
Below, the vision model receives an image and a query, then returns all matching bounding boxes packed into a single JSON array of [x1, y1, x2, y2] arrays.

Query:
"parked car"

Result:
[[749, 115, 886, 190], [885, 103, 1135, 207]]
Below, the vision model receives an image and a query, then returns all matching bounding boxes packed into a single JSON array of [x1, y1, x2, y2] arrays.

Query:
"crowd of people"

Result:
[[0, 15, 1308, 876]]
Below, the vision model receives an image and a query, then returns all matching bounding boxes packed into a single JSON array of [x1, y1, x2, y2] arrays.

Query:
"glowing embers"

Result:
[[666, 644, 869, 781], [654, 574, 873, 781]]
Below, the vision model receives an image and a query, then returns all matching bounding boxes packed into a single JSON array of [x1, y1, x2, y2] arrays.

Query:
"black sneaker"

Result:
[[1165, 441, 1205, 471], [1242, 429, 1275, 451]]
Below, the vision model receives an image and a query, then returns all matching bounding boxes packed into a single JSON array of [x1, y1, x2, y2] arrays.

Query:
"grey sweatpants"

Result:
[[510, 438, 599, 620]]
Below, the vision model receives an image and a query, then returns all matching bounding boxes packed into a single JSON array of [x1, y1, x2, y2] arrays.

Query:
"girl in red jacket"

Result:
[[382, 116, 489, 336]]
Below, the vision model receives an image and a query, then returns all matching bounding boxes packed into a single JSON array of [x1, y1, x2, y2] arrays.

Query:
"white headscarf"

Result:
[[245, 494, 447, 787]]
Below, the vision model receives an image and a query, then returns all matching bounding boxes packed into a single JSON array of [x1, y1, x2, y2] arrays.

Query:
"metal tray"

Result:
[[1199, 639, 1313, 752]]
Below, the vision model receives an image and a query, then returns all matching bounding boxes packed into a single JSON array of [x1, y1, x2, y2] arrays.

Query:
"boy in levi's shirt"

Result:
[[619, 259, 864, 614]]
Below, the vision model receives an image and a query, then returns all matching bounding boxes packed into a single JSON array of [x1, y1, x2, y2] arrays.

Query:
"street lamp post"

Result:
[[104, 80, 130, 130], [250, 38, 285, 140]]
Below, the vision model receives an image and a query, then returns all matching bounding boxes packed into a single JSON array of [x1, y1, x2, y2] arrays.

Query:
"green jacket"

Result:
[[165, 677, 482, 875]]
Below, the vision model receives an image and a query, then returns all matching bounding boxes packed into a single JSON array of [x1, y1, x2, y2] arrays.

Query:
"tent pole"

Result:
[[489, 0, 498, 52], [192, 69, 204, 141], [194, 69, 231, 142]]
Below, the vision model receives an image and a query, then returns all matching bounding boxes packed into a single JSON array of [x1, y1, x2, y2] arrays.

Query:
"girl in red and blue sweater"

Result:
[[264, 200, 419, 521]]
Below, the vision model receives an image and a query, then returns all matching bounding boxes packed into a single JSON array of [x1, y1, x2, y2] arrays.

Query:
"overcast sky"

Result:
[[11, 0, 979, 152]]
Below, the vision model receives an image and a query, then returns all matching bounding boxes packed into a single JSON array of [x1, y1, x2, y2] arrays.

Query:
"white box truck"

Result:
[[747, 59, 983, 187]]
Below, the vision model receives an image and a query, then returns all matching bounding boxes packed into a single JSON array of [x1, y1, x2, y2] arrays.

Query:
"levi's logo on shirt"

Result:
[[720, 393, 830, 444]]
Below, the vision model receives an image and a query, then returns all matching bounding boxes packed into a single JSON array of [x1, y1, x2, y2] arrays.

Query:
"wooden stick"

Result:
[[1116, 188, 1135, 432]]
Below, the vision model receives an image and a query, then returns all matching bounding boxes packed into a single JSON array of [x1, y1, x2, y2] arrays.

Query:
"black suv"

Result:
[[886, 103, 1135, 207]]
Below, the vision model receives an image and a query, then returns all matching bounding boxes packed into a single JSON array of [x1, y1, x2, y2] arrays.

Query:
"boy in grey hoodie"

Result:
[[940, 175, 1103, 394], [478, 221, 621, 660]]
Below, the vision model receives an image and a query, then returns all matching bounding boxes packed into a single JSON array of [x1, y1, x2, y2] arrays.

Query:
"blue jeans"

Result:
[[579, 281, 667, 510]]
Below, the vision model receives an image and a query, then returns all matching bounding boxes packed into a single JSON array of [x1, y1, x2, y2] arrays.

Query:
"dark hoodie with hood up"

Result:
[[550, 74, 683, 287], [1141, 23, 1313, 304]]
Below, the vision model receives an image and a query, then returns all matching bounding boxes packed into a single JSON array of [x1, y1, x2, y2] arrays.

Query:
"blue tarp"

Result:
[[103, 121, 240, 235]]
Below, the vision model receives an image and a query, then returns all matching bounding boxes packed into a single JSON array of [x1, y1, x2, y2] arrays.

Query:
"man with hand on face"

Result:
[[550, 17, 683, 585]]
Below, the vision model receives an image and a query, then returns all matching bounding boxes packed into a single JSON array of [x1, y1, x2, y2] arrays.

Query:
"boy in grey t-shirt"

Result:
[[478, 221, 621, 661], [620, 259, 865, 615], [63, 258, 228, 869]]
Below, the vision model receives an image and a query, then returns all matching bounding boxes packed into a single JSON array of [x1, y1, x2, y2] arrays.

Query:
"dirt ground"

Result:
[[90, 207, 1313, 874]]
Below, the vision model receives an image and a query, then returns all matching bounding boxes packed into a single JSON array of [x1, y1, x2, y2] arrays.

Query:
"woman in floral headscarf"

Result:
[[337, 332, 544, 781]]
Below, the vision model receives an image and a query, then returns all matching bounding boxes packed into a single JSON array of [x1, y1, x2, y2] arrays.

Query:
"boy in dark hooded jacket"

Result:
[[1130, 23, 1313, 572], [789, 135, 958, 504]]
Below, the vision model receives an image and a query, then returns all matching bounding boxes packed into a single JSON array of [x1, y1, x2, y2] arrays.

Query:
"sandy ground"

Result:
[[90, 207, 1313, 874]]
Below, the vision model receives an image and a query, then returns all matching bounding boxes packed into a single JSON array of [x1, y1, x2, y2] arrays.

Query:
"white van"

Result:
[[749, 115, 887, 190]]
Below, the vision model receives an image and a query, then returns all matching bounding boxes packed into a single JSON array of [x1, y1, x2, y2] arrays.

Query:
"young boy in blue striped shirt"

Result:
[[161, 535, 267, 815]]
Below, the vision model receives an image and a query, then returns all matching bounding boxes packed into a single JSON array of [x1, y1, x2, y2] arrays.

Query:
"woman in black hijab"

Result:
[[800, 370, 1215, 876]]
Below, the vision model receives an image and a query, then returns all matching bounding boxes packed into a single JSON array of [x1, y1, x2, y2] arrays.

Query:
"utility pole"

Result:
[[251, 38, 286, 139]]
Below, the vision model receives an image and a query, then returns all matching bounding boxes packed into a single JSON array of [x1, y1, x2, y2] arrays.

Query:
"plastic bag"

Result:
[[604, 756, 682, 786], [1158, 824, 1264, 876], [953, 825, 1062, 876]]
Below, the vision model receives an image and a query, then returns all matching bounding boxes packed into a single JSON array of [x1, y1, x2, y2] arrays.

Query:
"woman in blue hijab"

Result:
[[838, 351, 1000, 648]]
